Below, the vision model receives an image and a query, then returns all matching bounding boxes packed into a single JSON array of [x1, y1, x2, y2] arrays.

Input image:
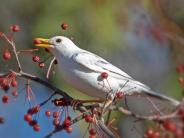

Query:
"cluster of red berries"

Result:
[[144, 108, 184, 138], [144, 128, 160, 138], [63, 117, 72, 133], [84, 114, 94, 123], [84, 113, 98, 138], [45, 109, 72, 133], [0, 73, 19, 104], [24, 105, 41, 132], [32, 55, 45, 68]]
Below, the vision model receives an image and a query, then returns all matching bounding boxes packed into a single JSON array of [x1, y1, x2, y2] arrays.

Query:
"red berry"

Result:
[[10, 25, 20, 32], [3, 50, 11, 60], [0, 32, 3, 38], [12, 90, 18, 97], [39, 62, 45, 68], [65, 127, 72, 133], [53, 111, 60, 118], [84, 115, 93, 123], [2, 95, 9, 104], [24, 114, 32, 122], [89, 135, 96, 138], [61, 23, 69, 30], [145, 128, 154, 137], [163, 120, 176, 132], [33, 105, 40, 113], [32, 56, 40, 62], [116, 92, 124, 99], [33, 124, 40, 132], [176, 66, 184, 73], [101, 72, 108, 79], [63, 119, 71, 127], [11, 80, 18, 87], [33, 39, 42, 44], [89, 128, 96, 135], [29, 120, 37, 126], [178, 77, 184, 85], [0, 117, 4, 124], [45, 111, 52, 117], [27, 108, 35, 115], [154, 131, 160, 138], [53, 118, 60, 126], [175, 128, 183, 138]]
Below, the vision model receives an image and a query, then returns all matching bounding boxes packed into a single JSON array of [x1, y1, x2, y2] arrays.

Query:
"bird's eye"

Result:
[[56, 38, 62, 43]]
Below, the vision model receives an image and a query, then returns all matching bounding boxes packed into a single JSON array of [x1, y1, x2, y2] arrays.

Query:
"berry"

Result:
[[29, 120, 37, 126], [39, 62, 45, 68], [65, 127, 72, 133], [116, 92, 124, 99], [0, 117, 4, 124], [33, 105, 40, 113], [154, 131, 160, 138], [89, 128, 96, 135], [84, 115, 93, 123], [53, 111, 60, 118], [33, 124, 40, 132], [33, 39, 42, 44], [53, 118, 60, 126], [163, 120, 176, 132], [2, 95, 9, 104], [3, 50, 11, 60], [176, 65, 184, 73], [11, 80, 18, 87], [32, 56, 40, 62], [89, 135, 96, 138], [178, 77, 184, 85], [0, 32, 3, 38], [10, 25, 20, 32], [101, 72, 108, 79], [12, 90, 18, 97], [45, 111, 52, 117], [63, 118, 71, 127], [61, 23, 69, 30], [24, 114, 32, 122], [27, 108, 35, 115], [145, 128, 154, 137]]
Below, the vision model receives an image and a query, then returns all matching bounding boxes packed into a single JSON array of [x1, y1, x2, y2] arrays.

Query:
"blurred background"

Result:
[[0, 0, 184, 138]]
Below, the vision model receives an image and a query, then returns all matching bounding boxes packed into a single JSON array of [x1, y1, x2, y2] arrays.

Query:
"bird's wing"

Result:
[[72, 51, 133, 80]]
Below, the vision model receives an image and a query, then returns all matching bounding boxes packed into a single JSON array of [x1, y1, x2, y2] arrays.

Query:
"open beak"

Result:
[[34, 38, 53, 48]]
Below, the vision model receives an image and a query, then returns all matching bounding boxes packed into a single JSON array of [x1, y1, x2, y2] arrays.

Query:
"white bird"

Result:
[[34, 36, 179, 106]]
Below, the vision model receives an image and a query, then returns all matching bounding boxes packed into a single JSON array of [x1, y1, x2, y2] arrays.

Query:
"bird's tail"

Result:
[[143, 90, 180, 106]]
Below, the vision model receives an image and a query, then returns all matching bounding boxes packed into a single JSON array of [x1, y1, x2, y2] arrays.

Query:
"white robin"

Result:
[[34, 36, 179, 106]]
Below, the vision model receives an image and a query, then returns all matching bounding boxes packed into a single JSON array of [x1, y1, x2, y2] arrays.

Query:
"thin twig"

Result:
[[2, 34, 22, 72], [46, 57, 56, 79]]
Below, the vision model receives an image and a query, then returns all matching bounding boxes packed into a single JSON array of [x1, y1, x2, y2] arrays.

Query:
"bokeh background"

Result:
[[0, 0, 184, 138]]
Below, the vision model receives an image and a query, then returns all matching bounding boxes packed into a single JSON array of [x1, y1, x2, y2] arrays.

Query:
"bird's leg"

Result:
[[71, 99, 103, 111]]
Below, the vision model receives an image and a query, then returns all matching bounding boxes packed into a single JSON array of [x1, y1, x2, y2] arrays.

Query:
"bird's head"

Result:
[[34, 36, 79, 57]]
